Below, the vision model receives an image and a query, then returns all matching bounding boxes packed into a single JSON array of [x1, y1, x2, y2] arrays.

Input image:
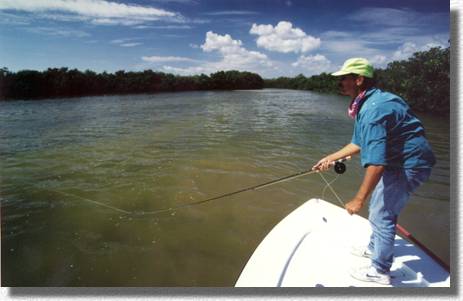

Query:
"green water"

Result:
[[0, 89, 449, 286]]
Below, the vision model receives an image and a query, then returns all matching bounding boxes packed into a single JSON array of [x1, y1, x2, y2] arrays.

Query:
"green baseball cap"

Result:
[[332, 58, 374, 78]]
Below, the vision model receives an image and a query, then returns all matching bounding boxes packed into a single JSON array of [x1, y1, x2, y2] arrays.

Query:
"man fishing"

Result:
[[312, 58, 436, 285]]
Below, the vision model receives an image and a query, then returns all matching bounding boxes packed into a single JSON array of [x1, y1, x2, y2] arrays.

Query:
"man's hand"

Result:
[[345, 197, 366, 215], [311, 144, 360, 172], [345, 165, 385, 215], [311, 156, 334, 172]]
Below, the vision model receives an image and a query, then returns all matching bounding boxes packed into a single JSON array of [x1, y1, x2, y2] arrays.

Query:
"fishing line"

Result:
[[320, 173, 341, 203], [11, 180, 133, 215], [40, 185, 132, 215], [318, 172, 345, 207], [129, 169, 327, 216], [10, 157, 351, 217], [131, 156, 351, 216]]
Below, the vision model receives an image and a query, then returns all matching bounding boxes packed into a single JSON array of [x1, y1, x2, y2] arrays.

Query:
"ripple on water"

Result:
[[0, 90, 450, 285]]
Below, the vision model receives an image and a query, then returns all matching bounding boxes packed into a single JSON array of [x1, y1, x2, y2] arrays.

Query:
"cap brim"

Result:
[[331, 70, 351, 76]]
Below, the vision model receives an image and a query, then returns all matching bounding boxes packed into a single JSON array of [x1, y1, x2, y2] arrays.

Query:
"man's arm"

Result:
[[345, 164, 385, 215], [312, 143, 361, 171]]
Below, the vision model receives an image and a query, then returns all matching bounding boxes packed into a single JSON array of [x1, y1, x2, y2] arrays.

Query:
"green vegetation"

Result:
[[264, 46, 450, 115], [264, 72, 338, 93], [0, 69, 264, 100], [0, 46, 449, 115], [375, 47, 449, 115]]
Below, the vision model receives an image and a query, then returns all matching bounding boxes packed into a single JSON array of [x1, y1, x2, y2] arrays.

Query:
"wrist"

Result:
[[325, 154, 337, 162], [353, 195, 366, 204]]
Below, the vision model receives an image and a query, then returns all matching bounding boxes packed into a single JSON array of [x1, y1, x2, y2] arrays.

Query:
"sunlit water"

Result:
[[0, 89, 449, 286]]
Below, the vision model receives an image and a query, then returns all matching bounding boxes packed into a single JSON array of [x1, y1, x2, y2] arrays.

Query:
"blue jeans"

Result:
[[367, 168, 432, 273]]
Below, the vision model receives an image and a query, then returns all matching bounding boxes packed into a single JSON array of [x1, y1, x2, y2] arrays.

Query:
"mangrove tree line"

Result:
[[264, 46, 450, 115], [0, 46, 449, 115], [0, 69, 264, 100]]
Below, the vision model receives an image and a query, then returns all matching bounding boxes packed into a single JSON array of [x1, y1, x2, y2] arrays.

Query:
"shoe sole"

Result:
[[350, 251, 372, 259], [350, 273, 391, 285]]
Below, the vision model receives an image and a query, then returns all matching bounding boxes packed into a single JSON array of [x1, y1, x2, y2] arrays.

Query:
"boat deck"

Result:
[[235, 199, 450, 287]]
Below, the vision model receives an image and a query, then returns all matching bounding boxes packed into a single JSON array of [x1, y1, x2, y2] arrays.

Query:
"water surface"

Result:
[[1, 89, 449, 286]]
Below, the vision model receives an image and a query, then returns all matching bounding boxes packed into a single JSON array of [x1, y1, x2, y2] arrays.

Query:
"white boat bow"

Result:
[[235, 198, 450, 287]]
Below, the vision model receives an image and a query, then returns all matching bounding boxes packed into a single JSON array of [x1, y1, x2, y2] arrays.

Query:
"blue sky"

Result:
[[0, 0, 450, 78]]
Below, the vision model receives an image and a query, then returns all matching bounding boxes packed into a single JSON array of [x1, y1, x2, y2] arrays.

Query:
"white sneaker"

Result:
[[350, 265, 391, 285], [351, 245, 372, 259]]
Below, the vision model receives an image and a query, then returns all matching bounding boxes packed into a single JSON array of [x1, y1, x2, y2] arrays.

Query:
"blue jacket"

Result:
[[351, 88, 436, 169]]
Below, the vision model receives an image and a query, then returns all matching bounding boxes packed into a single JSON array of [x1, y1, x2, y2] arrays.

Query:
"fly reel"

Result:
[[334, 161, 346, 174]]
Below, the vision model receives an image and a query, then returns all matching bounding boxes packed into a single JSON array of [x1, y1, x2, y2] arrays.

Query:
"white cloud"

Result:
[[27, 26, 90, 38], [111, 38, 131, 44], [391, 42, 418, 61], [348, 7, 412, 27], [292, 54, 330, 68], [291, 54, 332, 75], [150, 0, 198, 3], [0, 11, 30, 25], [321, 31, 352, 39], [250, 21, 320, 53], [348, 7, 448, 28], [201, 31, 271, 67], [90, 18, 143, 26], [134, 24, 192, 30], [0, 0, 181, 26], [201, 31, 243, 53], [320, 31, 384, 56], [203, 11, 259, 16], [111, 38, 142, 47], [318, 28, 448, 71], [120, 42, 142, 47], [161, 65, 209, 75], [423, 42, 446, 49], [159, 31, 275, 76], [188, 18, 211, 24], [162, 34, 187, 38], [369, 55, 387, 67], [142, 56, 197, 63], [391, 41, 447, 61]]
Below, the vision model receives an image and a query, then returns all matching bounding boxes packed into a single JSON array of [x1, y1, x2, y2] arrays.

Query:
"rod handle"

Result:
[[331, 156, 352, 165]]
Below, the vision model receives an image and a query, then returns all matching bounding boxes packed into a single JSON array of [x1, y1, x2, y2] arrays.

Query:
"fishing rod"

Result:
[[395, 224, 450, 272], [20, 156, 351, 217], [133, 156, 351, 216]]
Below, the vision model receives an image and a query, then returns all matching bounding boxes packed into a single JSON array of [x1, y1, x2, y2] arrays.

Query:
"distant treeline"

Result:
[[0, 46, 449, 115], [264, 46, 450, 115], [0, 69, 264, 100]]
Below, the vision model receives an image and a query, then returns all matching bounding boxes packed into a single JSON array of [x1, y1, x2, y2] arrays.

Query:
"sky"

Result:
[[0, 0, 450, 78]]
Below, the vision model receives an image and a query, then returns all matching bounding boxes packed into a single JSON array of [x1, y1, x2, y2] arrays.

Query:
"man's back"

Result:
[[353, 88, 436, 169]]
